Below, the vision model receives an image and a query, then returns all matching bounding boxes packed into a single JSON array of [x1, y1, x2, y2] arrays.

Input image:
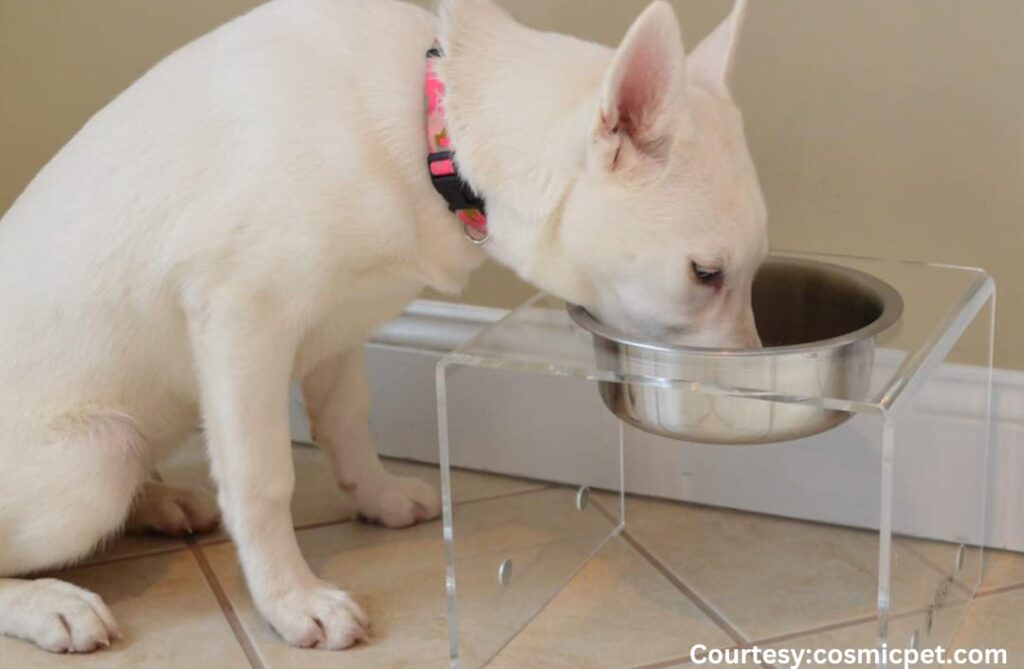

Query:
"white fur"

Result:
[[0, 0, 765, 653]]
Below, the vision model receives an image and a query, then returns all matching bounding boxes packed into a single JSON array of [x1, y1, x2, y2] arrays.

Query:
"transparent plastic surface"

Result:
[[618, 412, 889, 642], [880, 294, 996, 661], [437, 251, 995, 669], [438, 366, 625, 668]]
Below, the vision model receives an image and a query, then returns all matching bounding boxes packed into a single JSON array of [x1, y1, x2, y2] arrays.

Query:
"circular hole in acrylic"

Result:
[[498, 559, 513, 587], [576, 486, 591, 511]]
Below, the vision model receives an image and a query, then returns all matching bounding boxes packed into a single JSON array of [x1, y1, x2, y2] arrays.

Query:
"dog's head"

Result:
[[560, 1, 767, 348]]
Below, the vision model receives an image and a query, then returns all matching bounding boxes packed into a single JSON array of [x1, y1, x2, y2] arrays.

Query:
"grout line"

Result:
[[898, 542, 975, 596], [74, 543, 192, 570], [749, 613, 878, 647], [295, 517, 358, 533], [188, 542, 265, 669], [973, 580, 1024, 599], [626, 643, 778, 669], [391, 455, 561, 491], [588, 495, 622, 529], [590, 497, 749, 647], [30, 542, 191, 579], [447, 483, 556, 509], [165, 483, 559, 551], [749, 601, 958, 649], [193, 535, 234, 548], [197, 484, 559, 544], [627, 655, 692, 669]]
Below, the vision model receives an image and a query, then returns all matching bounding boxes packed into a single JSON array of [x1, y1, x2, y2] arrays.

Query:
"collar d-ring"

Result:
[[463, 222, 490, 245]]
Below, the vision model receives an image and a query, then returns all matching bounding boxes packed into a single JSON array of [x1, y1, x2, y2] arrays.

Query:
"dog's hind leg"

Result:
[[125, 480, 221, 537], [0, 412, 146, 652], [301, 348, 441, 528]]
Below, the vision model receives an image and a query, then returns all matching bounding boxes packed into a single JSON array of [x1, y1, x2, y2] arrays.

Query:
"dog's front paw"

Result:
[[354, 475, 441, 528], [0, 579, 120, 653], [259, 583, 369, 650]]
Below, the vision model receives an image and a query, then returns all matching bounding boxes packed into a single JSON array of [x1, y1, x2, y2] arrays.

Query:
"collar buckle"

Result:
[[427, 150, 487, 214], [426, 44, 489, 243]]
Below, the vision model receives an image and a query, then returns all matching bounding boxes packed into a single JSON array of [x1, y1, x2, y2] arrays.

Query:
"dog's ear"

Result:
[[593, 1, 686, 178], [687, 0, 749, 97]]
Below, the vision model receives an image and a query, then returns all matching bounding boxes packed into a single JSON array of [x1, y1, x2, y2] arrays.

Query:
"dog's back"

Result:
[[0, 0, 462, 437]]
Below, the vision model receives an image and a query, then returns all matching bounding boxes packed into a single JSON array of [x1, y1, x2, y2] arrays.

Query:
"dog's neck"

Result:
[[436, 1, 612, 305]]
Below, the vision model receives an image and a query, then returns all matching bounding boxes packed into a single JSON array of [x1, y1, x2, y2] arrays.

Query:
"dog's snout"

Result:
[[740, 332, 762, 349], [735, 322, 762, 349]]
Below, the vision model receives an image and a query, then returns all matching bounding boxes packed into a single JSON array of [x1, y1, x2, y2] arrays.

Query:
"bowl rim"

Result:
[[567, 257, 905, 357]]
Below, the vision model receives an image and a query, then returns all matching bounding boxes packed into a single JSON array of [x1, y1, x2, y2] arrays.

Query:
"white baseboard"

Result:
[[290, 300, 1023, 552]]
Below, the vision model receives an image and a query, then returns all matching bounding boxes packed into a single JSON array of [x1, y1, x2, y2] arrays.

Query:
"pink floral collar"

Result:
[[424, 44, 489, 242]]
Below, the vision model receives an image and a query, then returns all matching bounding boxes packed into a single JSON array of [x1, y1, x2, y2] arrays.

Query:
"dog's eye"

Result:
[[692, 262, 723, 286]]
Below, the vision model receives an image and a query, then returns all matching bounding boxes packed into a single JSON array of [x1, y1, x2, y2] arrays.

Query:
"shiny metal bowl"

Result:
[[569, 257, 904, 444]]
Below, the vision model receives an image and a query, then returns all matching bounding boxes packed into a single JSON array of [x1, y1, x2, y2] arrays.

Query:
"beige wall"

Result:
[[2, 1, 1021, 368]]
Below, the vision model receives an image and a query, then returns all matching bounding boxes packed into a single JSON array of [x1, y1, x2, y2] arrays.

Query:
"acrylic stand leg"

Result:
[[438, 363, 626, 669], [876, 291, 996, 664]]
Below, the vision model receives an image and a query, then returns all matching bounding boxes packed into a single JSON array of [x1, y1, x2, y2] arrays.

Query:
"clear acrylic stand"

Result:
[[436, 251, 995, 669]]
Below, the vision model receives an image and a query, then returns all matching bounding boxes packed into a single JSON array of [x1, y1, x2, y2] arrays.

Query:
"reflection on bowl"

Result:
[[569, 257, 904, 444]]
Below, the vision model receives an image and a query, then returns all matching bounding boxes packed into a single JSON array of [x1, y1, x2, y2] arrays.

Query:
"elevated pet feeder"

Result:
[[436, 250, 995, 668]]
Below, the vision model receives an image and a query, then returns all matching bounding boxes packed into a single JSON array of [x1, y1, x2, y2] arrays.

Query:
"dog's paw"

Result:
[[260, 583, 369, 650], [0, 579, 120, 653], [354, 475, 441, 528], [126, 482, 221, 536]]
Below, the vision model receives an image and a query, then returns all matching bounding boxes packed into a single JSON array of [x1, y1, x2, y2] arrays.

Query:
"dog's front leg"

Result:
[[302, 348, 441, 527], [189, 308, 369, 650]]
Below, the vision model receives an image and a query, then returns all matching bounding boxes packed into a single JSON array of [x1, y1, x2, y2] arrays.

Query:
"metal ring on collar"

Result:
[[463, 222, 490, 245]]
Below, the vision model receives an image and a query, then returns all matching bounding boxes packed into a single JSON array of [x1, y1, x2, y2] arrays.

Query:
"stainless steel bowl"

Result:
[[569, 257, 904, 444]]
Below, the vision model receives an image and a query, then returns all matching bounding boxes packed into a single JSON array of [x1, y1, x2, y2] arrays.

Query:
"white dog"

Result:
[[0, 0, 766, 653]]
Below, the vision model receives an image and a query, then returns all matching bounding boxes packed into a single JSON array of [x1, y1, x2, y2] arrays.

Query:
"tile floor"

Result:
[[2, 440, 1022, 669]]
